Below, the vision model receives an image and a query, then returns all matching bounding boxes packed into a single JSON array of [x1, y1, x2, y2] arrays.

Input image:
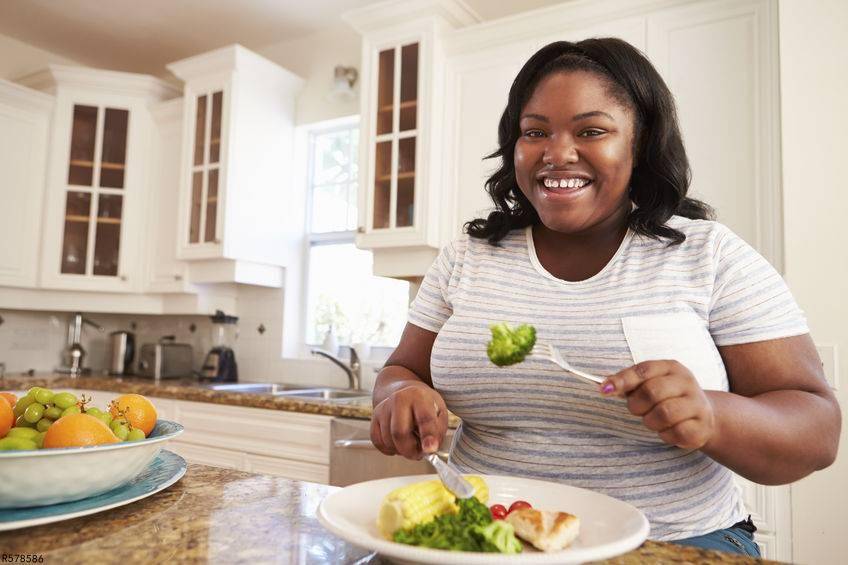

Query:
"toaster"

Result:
[[138, 337, 193, 379]]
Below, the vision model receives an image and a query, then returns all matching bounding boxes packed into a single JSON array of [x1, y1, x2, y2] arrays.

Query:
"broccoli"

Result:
[[486, 322, 537, 366]]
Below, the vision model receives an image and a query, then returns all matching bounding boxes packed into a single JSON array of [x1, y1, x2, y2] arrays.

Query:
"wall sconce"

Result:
[[328, 65, 358, 101]]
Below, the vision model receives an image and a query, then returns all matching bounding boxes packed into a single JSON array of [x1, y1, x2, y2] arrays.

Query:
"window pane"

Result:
[[311, 183, 349, 233], [305, 243, 408, 347], [313, 130, 351, 185]]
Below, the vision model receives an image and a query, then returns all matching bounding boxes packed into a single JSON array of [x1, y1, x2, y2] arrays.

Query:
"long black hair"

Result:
[[465, 38, 713, 245]]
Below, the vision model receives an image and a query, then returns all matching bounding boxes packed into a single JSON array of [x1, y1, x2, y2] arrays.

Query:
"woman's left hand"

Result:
[[601, 360, 717, 450]]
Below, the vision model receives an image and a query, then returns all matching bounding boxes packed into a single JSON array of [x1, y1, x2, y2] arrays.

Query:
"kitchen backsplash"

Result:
[[0, 288, 387, 390]]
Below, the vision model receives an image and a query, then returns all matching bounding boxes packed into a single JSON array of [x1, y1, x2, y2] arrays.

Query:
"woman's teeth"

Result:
[[542, 178, 591, 189]]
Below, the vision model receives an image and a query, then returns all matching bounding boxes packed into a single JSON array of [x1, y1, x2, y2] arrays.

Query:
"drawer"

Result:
[[244, 453, 329, 484], [168, 441, 245, 470]]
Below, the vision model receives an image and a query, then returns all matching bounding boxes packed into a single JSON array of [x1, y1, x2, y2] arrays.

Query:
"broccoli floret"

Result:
[[486, 322, 537, 366], [471, 520, 524, 554]]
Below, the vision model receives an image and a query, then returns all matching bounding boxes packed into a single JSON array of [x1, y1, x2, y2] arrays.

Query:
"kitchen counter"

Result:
[[0, 464, 777, 564], [0, 374, 374, 419]]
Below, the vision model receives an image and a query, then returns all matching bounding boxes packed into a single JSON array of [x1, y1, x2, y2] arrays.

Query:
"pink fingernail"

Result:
[[602, 383, 615, 394]]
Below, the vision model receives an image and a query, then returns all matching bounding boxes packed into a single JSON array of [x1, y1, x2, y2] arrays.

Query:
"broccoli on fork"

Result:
[[486, 322, 537, 366]]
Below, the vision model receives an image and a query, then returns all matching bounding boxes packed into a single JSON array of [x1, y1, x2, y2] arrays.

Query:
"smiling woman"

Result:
[[370, 37, 840, 558]]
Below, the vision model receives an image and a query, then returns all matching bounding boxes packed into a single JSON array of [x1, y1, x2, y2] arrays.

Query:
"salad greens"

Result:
[[487, 322, 537, 367], [393, 497, 523, 554]]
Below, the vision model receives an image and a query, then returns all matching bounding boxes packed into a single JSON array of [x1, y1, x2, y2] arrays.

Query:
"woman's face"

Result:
[[514, 70, 636, 235]]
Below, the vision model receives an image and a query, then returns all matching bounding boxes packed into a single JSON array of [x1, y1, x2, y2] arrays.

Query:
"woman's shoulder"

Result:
[[449, 228, 528, 256], [645, 216, 740, 253]]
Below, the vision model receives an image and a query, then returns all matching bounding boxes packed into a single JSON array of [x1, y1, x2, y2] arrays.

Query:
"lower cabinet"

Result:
[[68, 389, 332, 484]]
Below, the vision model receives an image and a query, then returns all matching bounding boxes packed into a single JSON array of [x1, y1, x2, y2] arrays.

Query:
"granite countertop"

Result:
[[0, 464, 777, 564], [0, 374, 374, 419]]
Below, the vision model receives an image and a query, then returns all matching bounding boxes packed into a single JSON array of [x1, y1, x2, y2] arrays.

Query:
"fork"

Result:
[[534, 343, 605, 384]]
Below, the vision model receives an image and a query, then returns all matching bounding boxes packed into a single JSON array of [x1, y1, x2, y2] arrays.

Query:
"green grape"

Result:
[[111, 422, 129, 440], [23, 403, 45, 424], [25, 387, 44, 399], [34, 431, 46, 448], [61, 405, 81, 417], [36, 418, 53, 432], [126, 429, 146, 442], [6, 427, 39, 440], [44, 406, 63, 420], [0, 437, 38, 450], [13, 395, 35, 417], [86, 407, 103, 417], [34, 389, 55, 404], [15, 415, 36, 428], [53, 392, 79, 410], [94, 412, 112, 427]]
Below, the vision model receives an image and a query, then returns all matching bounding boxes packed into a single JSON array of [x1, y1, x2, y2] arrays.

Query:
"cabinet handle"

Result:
[[120, 275, 128, 282], [357, 226, 365, 234], [174, 274, 183, 281]]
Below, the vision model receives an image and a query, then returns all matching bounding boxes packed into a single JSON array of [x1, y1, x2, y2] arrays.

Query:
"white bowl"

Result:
[[0, 420, 183, 509]]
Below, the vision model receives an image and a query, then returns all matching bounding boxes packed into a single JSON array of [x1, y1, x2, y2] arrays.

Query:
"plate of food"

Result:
[[318, 473, 650, 564]]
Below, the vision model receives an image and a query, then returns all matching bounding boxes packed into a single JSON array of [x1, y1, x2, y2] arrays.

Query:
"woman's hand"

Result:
[[370, 382, 448, 460], [601, 360, 716, 450]]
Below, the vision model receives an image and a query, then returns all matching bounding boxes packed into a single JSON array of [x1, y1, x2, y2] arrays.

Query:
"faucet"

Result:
[[59, 312, 104, 377], [311, 347, 361, 391]]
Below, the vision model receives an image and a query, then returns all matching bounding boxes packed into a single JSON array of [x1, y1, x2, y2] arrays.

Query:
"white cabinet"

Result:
[[16, 65, 178, 293], [166, 46, 304, 287], [0, 80, 52, 288], [146, 98, 192, 293], [344, 1, 479, 277]]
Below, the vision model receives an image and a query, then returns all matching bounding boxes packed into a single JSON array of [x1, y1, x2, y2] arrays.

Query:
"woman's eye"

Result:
[[523, 129, 545, 138], [579, 129, 606, 137]]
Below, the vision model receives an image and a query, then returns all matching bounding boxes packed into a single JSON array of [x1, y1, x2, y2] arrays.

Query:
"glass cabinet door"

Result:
[[61, 105, 129, 277], [371, 42, 419, 231], [189, 90, 224, 244]]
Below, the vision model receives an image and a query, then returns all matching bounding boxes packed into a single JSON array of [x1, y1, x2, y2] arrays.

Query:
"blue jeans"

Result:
[[671, 516, 761, 557]]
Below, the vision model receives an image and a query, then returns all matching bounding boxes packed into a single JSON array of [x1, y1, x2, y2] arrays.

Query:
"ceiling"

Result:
[[0, 0, 566, 75]]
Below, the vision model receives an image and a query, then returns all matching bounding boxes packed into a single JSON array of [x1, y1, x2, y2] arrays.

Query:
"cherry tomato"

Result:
[[490, 504, 508, 520], [507, 500, 532, 514]]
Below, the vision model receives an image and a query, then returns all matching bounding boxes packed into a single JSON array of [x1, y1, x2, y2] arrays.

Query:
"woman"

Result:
[[369, 38, 840, 555]]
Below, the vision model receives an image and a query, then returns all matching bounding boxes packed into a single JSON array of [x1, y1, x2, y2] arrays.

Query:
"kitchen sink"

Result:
[[201, 382, 310, 394], [274, 388, 371, 401]]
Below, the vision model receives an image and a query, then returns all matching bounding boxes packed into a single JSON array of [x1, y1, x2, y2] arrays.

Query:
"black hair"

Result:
[[464, 38, 713, 245]]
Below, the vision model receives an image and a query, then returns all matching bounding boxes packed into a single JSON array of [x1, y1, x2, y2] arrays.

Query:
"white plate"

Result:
[[318, 474, 650, 564]]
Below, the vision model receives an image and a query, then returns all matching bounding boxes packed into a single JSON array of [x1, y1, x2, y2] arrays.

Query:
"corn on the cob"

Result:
[[377, 476, 489, 538]]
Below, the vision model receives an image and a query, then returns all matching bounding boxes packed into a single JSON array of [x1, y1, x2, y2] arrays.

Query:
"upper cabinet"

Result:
[[344, 0, 480, 262], [17, 65, 178, 293], [0, 80, 52, 288], [167, 45, 304, 287]]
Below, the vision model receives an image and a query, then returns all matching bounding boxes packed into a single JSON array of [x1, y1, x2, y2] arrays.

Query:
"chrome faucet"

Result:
[[311, 347, 361, 391], [58, 312, 104, 377]]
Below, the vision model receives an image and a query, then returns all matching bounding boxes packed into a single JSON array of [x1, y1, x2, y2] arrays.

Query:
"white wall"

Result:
[[0, 32, 82, 80], [779, 1, 848, 563], [257, 23, 361, 125]]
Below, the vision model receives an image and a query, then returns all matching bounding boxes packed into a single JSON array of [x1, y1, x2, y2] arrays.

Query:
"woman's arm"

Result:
[[701, 334, 840, 484], [371, 323, 448, 459], [602, 334, 840, 485]]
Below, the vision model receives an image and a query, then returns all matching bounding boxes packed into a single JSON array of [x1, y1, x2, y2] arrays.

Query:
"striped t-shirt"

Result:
[[407, 216, 808, 541]]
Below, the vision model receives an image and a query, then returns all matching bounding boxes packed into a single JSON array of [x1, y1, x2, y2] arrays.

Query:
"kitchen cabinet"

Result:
[[16, 65, 178, 293], [343, 1, 479, 276], [166, 45, 304, 287], [0, 80, 52, 288]]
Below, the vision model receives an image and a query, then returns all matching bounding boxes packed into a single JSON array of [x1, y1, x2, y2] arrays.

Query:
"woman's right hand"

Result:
[[370, 383, 448, 460]]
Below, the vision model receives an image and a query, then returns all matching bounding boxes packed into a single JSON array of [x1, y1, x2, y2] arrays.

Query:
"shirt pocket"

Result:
[[621, 312, 728, 391]]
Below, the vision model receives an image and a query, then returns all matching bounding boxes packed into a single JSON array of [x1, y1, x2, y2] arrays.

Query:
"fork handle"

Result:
[[568, 368, 605, 384]]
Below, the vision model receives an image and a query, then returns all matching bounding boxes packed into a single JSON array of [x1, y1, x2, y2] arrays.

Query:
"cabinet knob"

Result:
[[174, 274, 183, 281], [120, 275, 128, 282], [357, 226, 365, 234]]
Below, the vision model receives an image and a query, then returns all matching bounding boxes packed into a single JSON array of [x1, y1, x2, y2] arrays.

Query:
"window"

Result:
[[303, 120, 409, 349]]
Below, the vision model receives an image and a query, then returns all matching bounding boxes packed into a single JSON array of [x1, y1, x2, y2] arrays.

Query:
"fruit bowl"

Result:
[[0, 419, 183, 509]]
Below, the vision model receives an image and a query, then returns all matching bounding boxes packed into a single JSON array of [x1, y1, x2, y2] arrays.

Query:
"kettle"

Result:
[[109, 331, 135, 376]]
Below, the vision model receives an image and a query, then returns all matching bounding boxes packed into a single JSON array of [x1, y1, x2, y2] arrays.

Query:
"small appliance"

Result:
[[138, 336, 194, 380], [109, 330, 135, 376], [200, 310, 239, 382]]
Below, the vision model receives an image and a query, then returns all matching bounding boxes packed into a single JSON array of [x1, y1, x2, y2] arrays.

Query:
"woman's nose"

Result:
[[542, 136, 579, 166]]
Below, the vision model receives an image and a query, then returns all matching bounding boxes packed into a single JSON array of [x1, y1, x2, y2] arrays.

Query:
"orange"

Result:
[[0, 392, 17, 408], [109, 394, 157, 436], [43, 413, 119, 448], [0, 397, 13, 438]]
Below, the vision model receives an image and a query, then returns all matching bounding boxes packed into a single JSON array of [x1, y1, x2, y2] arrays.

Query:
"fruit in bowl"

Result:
[[0, 388, 183, 508]]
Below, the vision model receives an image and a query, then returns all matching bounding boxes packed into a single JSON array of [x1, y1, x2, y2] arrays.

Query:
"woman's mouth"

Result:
[[539, 177, 593, 199]]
